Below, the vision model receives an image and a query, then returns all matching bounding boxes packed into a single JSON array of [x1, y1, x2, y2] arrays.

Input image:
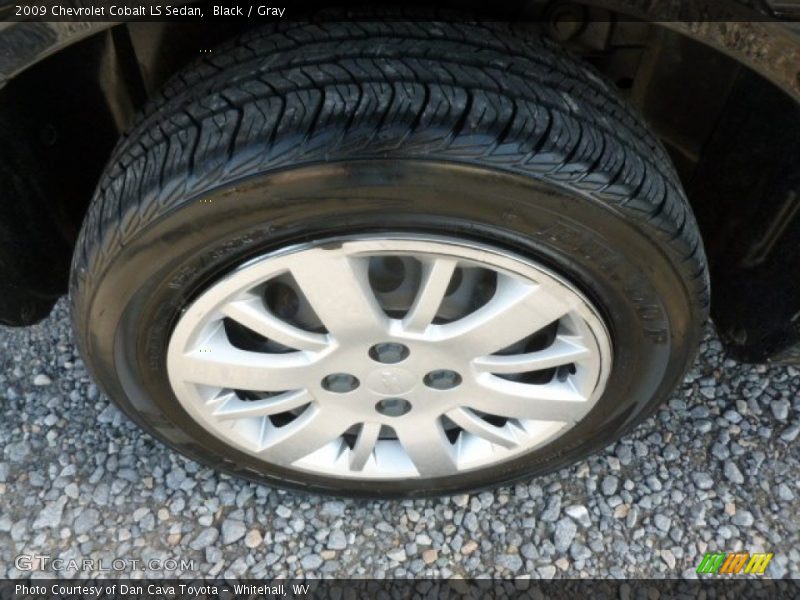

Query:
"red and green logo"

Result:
[[696, 552, 773, 575]]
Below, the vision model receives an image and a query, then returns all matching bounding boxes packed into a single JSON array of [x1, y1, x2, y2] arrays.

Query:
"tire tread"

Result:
[[71, 20, 709, 335]]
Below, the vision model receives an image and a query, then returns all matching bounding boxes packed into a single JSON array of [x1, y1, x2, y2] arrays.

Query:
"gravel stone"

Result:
[[224, 557, 248, 578], [616, 444, 633, 465], [327, 530, 347, 550], [780, 424, 799, 442], [462, 512, 479, 532], [724, 461, 745, 484], [520, 543, 538, 560], [661, 549, 676, 569], [32, 374, 52, 386], [564, 504, 591, 528], [165, 468, 186, 490], [691, 472, 715, 490], [244, 529, 262, 549], [771, 399, 790, 421], [132, 508, 149, 522], [64, 483, 79, 499], [538, 565, 557, 579], [777, 483, 794, 501], [731, 510, 755, 527], [190, 528, 219, 550], [662, 444, 679, 461], [452, 494, 469, 507], [300, 554, 323, 570], [554, 518, 577, 553], [221, 520, 246, 545], [386, 548, 407, 562], [496, 554, 523, 572], [570, 542, 591, 561], [33, 497, 66, 529], [72, 508, 100, 535], [460, 540, 478, 555], [6, 441, 30, 463], [711, 442, 729, 460], [601, 476, 619, 496], [653, 514, 671, 532], [540, 495, 561, 522]]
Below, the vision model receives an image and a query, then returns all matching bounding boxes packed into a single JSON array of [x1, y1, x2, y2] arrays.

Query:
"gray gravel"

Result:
[[0, 300, 798, 578]]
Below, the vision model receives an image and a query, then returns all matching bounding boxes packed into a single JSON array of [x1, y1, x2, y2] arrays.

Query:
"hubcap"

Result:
[[167, 235, 611, 480]]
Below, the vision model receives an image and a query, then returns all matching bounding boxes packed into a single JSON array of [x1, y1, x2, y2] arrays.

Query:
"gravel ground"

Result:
[[0, 299, 798, 579]]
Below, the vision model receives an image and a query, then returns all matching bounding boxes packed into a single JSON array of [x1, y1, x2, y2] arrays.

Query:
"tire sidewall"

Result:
[[78, 160, 700, 497]]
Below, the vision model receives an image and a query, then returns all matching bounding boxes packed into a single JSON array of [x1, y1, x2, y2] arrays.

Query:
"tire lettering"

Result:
[[534, 219, 668, 343]]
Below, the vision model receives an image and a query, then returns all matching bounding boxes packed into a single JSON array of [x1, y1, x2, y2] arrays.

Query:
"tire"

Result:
[[70, 20, 709, 497]]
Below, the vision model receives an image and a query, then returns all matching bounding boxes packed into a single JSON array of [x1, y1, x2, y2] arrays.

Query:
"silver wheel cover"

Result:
[[167, 235, 612, 480]]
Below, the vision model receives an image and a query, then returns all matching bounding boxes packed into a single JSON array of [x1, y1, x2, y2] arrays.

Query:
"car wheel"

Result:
[[70, 21, 709, 497]]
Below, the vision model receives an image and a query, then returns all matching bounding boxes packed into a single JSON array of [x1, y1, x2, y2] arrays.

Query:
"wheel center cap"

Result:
[[365, 367, 417, 396]]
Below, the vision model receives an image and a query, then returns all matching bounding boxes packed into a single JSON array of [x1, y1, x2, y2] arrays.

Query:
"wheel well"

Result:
[[1, 13, 798, 361]]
